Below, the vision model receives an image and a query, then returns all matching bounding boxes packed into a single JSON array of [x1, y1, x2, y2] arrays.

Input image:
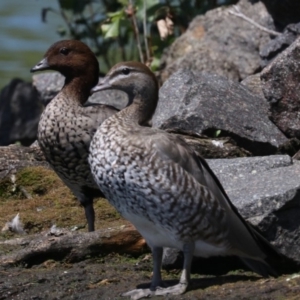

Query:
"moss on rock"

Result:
[[0, 166, 124, 236]]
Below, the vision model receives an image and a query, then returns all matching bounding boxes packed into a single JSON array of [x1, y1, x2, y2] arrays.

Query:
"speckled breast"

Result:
[[89, 123, 229, 243], [37, 99, 97, 191]]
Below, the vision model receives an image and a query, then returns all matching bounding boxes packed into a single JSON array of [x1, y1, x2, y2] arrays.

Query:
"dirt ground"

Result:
[[1, 255, 300, 300], [1, 167, 300, 300]]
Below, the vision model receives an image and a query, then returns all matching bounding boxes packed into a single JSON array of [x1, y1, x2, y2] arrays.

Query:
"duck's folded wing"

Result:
[[149, 132, 280, 277]]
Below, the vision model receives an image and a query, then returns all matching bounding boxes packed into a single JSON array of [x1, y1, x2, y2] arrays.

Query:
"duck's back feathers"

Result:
[[140, 129, 280, 277]]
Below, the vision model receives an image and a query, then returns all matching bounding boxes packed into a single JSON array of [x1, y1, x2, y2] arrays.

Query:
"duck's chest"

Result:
[[37, 100, 95, 184], [38, 101, 92, 153], [89, 127, 153, 210]]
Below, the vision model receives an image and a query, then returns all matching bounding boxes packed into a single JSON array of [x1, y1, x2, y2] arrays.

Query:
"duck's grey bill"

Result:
[[30, 58, 50, 72], [90, 81, 112, 94]]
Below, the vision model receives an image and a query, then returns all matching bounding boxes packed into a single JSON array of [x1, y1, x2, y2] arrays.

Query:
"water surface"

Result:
[[0, 0, 62, 89]]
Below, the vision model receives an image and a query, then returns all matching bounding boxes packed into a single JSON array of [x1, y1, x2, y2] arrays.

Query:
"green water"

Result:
[[0, 0, 62, 89]]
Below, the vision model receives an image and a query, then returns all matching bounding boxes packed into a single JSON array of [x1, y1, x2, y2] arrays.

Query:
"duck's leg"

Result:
[[153, 242, 194, 296], [122, 243, 194, 299], [151, 246, 164, 288], [122, 246, 164, 299], [79, 195, 95, 232]]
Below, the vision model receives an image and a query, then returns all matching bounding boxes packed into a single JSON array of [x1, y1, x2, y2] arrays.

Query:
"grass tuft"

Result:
[[0, 166, 125, 238]]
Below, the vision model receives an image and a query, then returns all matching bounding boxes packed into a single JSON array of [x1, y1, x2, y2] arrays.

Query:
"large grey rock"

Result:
[[159, 0, 275, 83], [241, 73, 265, 98], [261, 36, 300, 139], [260, 22, 300, 68], [153, 69, 288, 155], [32, 72, 128, 110], [31, 73, 62, 106], [163, 155, 300, 273], [213, 155, 300, 264], [0, 144, 47, 180], [0, 79, 42, 146]]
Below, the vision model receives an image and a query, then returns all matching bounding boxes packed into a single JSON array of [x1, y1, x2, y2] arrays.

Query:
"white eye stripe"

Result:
[[108, 73, 127, 84], [114, 69, 133, 78]]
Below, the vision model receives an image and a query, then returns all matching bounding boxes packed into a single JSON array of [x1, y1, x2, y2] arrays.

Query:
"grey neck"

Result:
[[118, 82, 158, 126]]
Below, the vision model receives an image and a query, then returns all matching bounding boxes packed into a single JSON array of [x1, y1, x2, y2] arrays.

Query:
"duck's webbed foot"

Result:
[[122, 283, 187, 299], [122, 243, 194, 299]]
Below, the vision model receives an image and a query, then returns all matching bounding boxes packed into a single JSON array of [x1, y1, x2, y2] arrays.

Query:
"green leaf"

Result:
[[119, 18, 131, 36], [136, 0, 159, 10], [135, 0, 160, 20], [146, 3, 164, 22], [117, 0, 128, 6], [215, 130, 221, 137], [102, 19, 120, 38], [107, 10, 124, 18], [101, 24, 110, 34], [150, 56, 160, 71]]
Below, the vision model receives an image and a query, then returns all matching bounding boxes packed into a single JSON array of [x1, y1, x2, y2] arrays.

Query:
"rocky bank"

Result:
[[1, 0, 300, 298]]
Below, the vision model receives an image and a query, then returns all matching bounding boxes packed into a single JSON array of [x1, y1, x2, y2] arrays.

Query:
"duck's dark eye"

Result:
[[122, 68, 130, 75], [59, 47, 69, 55]]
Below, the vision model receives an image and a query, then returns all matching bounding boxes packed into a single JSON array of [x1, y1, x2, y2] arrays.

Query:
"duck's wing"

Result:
[[147, 131, 280, 277]]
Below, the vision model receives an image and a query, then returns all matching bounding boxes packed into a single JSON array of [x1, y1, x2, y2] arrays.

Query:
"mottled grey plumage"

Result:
[[31, 40, 118, 231], [89, 61, 279, 298]]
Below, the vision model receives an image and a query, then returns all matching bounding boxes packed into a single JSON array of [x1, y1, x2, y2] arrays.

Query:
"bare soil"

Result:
[[1, 256, 300, 300], [1, 167, 300, 299]]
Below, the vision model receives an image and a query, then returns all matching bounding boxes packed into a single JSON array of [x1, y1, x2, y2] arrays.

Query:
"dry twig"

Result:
[[128, 0, 144, 63], [228, 5, 280, 36], [143, 0, 151, 62]]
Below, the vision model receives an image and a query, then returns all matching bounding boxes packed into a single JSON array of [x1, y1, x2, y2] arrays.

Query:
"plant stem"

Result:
[[57, 0, 77, 37], [143, 0, 150, 62], [129, 0, 144, 63]]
